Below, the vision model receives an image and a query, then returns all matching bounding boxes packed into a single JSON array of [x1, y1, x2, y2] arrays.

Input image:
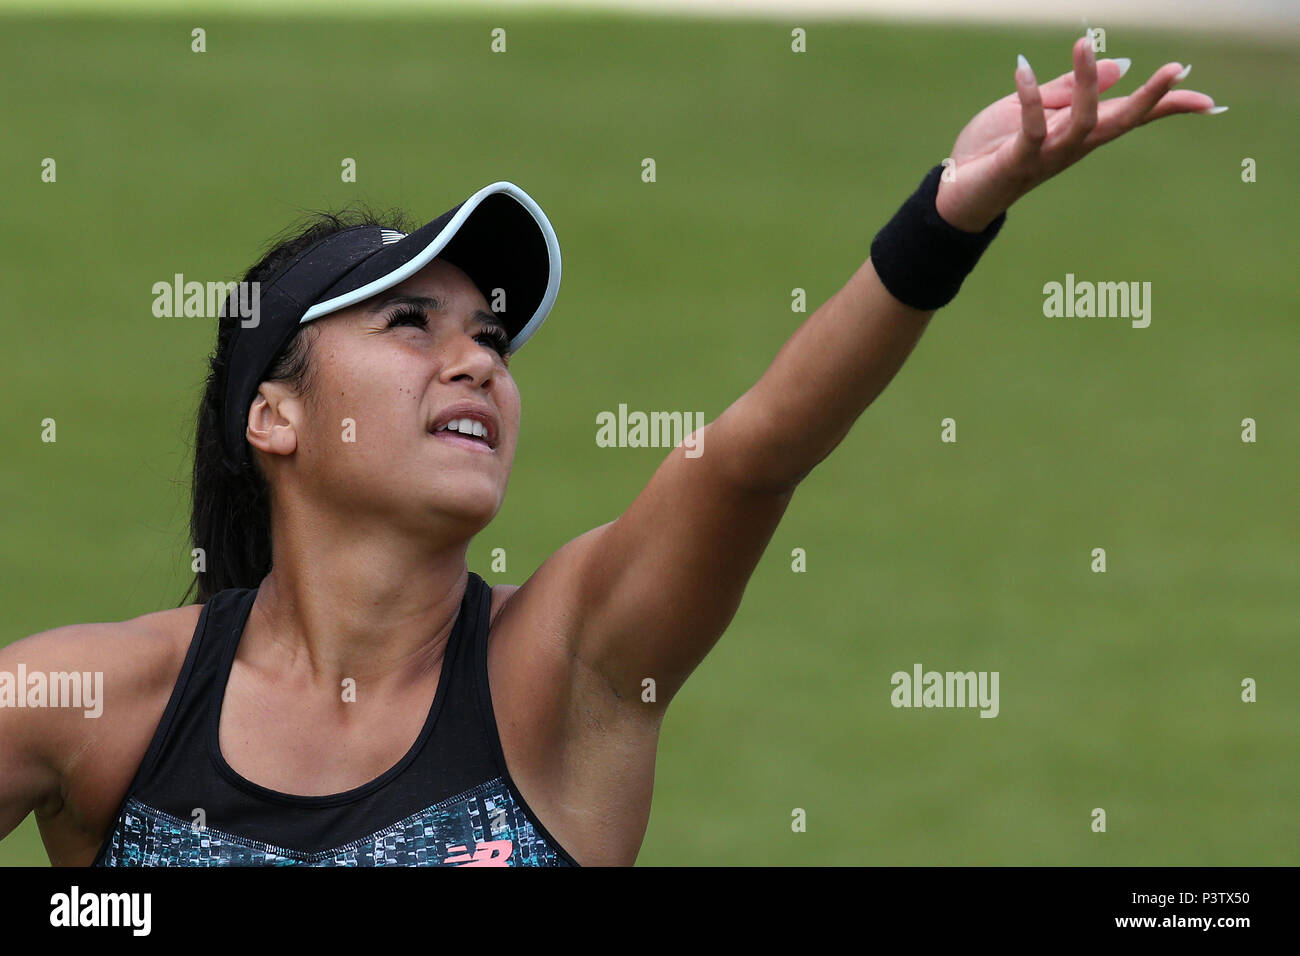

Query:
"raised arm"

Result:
[[517, 36, 1220, 711]]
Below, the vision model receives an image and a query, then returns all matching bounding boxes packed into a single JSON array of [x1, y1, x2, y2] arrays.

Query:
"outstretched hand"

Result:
[[934, 36, 1224, 232]]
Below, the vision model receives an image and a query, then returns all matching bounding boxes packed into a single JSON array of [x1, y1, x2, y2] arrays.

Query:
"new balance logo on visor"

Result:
[[380, 229, 407, 244]]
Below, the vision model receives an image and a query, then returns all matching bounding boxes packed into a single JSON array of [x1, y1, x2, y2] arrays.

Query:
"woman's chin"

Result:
[[425, 492, 503, 536]]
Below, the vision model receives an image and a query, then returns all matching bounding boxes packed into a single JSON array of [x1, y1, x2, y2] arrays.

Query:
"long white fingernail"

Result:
[[1173, 63, 1191, 82], [1017, 53, 1033, 78], [1204, 105, 1229, 114], [1113, 57, 1132, 79]]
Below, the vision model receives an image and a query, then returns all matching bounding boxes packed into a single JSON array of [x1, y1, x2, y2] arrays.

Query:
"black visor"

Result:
[[220, 181, 560, 464]]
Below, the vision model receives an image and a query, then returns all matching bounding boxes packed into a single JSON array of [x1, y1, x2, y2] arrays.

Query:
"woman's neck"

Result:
[[246, 519, 474, 690]]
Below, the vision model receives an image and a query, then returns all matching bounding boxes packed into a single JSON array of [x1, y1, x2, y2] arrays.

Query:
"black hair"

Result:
[[184, 204, 412, 604]]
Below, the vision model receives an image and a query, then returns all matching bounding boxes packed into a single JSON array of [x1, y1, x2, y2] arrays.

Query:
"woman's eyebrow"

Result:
[[367, 293, 506, 331]]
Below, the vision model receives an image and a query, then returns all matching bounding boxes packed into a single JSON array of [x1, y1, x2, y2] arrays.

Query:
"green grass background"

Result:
[[1, 7, 1295, 866]]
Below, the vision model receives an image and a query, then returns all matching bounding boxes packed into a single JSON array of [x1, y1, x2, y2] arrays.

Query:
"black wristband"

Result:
[[869, 163, 1007, 311]]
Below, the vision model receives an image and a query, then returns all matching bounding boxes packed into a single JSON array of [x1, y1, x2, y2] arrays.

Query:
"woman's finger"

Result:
[[1008, 53, 1047, 166], [1140, 89, 1222, 122], [1086, 87, 1227, 146], [1081, 87, 1220, 149], [1116, 62, 1193, 128], [1064, 36, 1099, 148]]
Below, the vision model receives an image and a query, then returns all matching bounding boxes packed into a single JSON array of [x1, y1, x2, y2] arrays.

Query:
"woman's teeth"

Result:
[[438, 418, 488, 440]]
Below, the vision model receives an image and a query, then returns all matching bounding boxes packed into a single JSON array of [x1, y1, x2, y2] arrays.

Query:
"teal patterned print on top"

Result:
[[98, 777, 571, 867]]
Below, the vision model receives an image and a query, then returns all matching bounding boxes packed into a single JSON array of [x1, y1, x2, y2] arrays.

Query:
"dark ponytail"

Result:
[[185, 205, 411, 604]]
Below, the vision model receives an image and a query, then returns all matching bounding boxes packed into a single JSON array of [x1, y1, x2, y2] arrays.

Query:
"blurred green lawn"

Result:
[[1, 9, 1295, 866]]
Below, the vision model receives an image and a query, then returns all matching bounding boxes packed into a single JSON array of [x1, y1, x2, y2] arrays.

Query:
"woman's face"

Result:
[[274, 257, 521, 537]]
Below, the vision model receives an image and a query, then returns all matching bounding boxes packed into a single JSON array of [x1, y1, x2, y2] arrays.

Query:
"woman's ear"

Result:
[[246, 382, 300, 459]]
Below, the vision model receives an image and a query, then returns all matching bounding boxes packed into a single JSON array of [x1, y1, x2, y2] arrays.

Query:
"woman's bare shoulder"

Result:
[[1, 603, 203, 804], [3, 603, 202, 692]]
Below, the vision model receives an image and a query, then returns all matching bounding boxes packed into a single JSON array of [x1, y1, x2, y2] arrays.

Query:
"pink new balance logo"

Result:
[[443, 840, 514, 866]]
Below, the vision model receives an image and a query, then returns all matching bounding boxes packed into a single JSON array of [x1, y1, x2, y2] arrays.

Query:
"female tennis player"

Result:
[[0, 38, 1219, 866]]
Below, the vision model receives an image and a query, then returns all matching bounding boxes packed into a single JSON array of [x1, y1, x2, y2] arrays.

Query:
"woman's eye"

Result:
[[476, 328, 511, 357], [385, 308, 507, 358], [385, 307, 428, 329]]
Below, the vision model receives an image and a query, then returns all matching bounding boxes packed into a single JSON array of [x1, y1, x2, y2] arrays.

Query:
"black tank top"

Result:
[[93, 571, 578, 866]]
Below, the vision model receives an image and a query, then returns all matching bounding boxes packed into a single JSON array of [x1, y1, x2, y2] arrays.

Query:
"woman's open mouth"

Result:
[[430, 417, 495, 452]]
